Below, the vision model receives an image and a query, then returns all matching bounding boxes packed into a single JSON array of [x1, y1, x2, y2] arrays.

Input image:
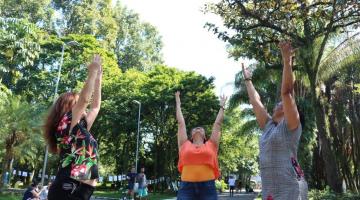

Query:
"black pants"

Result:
[[48, 177, 95, 200], [229, 186, 235, 196]]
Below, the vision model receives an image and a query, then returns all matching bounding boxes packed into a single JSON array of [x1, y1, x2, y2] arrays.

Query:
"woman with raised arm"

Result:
[[175, 91, 227, 200], [242, 42, 307, 200], [45, 55, 103, 200]]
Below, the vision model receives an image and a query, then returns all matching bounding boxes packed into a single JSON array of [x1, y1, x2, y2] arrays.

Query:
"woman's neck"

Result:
[[193, 139, 204, 145], [272, 116, 284, 125]]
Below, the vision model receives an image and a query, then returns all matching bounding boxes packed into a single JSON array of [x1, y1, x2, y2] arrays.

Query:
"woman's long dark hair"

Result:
[[44, 92, 78, 154]]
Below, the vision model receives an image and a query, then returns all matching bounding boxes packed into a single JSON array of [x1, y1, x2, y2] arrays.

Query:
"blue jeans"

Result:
[[177, 180, 217, 200]]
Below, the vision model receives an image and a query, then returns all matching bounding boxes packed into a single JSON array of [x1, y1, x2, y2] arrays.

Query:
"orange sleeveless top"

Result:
[[178, 140, 220, 180]]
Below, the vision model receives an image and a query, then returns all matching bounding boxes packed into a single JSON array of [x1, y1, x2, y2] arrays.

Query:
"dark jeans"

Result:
[[177, 180, 217, 200], [48, 177, 95, 200], [229, 186, 235, 196]]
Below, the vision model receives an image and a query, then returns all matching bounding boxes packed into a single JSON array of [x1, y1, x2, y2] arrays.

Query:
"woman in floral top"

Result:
[[44, 55, 102, 200]]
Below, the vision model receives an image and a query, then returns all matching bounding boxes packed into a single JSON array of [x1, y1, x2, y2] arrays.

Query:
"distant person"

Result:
[[245, 184, 250, 193], [237, 180, 242, 193], [137, 167, 148, 199], [39, 182, 51, 200], [127, 166, 138, 199], [23, 180, 40, 200], [228, 176, 236, 197], [241, 41, 308, 199], [176, 91, 227, 200]]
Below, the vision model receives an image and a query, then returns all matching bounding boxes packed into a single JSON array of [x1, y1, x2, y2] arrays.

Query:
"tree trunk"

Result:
[[311, 138, 326, 189], [313, 95, 343, 193], [349, 79, 360, 191], [0, 131, 16, 188]]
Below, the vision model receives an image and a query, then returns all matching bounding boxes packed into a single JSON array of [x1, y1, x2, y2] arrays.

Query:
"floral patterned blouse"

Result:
[[55, 112, 99, 180]]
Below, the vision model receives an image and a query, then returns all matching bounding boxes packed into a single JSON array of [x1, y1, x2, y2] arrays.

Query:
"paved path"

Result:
[[93, 192, 259, 200]]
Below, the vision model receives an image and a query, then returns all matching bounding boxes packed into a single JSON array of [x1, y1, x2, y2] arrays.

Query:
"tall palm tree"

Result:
[[316, 33, 360, 192], [0, 95, 41, 188]]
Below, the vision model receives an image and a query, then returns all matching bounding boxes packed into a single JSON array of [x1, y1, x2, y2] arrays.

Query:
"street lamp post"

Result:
[[133, 100, 141, 172], [40, 41, 79, 186]]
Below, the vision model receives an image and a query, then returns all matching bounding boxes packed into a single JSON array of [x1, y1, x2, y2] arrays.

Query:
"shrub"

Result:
[[215, 179, 228, 193], [309, 188, 360, 200]]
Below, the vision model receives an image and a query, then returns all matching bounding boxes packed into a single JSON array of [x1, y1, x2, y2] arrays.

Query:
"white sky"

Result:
[[119, 0, 247, 96]]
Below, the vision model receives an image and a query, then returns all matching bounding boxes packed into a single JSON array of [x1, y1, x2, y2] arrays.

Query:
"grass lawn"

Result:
[[0, 193, 21, 200]]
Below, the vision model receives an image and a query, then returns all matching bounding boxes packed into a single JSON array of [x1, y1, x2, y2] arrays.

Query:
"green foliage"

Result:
[[318, 35, 360, 82], [0, 193, 20, 200], [219, 107, 259, 177], [215, 179, 228, 192], [0, 0, 53, 26], [206, 0, 360, 192], [0, 95, 44, 188], [0, 18, 41, 90], [0, 83, 10, 104], [113, 3, 163, 71], [355, 84, 360, 94], [0, 0, 166, 185], [51, 0, 164, 71], [16, 33, 121, 103], [93, 66, 219, 177], [206, 0, 360, 62], [309, 189, 360, 200], [53, 0, 114, 37]]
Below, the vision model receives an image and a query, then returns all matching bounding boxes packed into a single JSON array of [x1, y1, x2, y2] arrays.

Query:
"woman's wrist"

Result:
[[244, 77, 252, 81]]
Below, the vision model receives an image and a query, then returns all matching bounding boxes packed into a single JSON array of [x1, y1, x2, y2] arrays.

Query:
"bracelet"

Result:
[[244, 78, 252, 81], [220, 106, 225, 110]]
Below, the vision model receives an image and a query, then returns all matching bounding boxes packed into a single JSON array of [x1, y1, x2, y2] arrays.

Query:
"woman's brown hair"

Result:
[[44, 92, 78, 153]]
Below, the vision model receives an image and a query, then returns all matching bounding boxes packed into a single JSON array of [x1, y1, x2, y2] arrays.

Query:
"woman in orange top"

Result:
[[175, 91, 227, 200]]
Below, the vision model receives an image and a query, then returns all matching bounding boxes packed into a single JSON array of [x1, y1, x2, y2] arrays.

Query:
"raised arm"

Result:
[[242, 63, 270, 129], [210, 95, 227, 146], [279, 41, 300, 131], [175, 91, 187, 149], [86, 66, 102, 131], [31, 189, 40, 198], [71, 55, 101, 130]]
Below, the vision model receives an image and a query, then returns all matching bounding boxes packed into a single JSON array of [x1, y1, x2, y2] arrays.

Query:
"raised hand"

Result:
[[219, 94, 228, 107], [88, 54, 102, 73], [278, 41, 294, 61], [242, 63, 251, 80], [175, 91, 181, 105], [175, 90, 187, 147], [96, 65, 103, 79]]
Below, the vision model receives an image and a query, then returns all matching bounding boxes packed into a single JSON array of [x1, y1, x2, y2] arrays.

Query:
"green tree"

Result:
[[52, 0, 118, 48], [315, 35, 360, 191], [206, 0, 360, 192], [0, 96, 42, 188], [16, 34, 121, 103], [91, 66, 219, 178], [0, 18, 41, 91], [113, 2, 163, 71], [219, 107, 259, 186], [0, 0, 53, 27]]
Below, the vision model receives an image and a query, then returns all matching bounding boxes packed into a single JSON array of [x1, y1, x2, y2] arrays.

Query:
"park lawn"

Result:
[[0, 193, 21, 200]]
